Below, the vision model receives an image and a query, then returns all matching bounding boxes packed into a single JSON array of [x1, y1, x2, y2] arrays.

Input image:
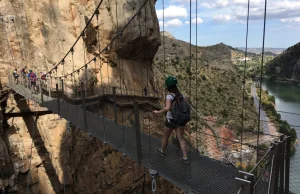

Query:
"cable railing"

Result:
[[235, 136, 291, 194], [7, 75, 292, 194]]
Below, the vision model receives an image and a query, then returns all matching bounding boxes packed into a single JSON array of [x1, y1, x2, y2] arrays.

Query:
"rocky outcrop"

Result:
[[0, 0, 185, 193], [0, 0, 160, 93]]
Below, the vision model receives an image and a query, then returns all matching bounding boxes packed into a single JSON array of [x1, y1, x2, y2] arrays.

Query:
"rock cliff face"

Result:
[[0, 0, 160, 92], [0, 0, 184, 193]]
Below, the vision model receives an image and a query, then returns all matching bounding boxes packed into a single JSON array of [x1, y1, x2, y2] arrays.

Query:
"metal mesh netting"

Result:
[[280, 112, 300, 194], [7, 78, 283, 194]]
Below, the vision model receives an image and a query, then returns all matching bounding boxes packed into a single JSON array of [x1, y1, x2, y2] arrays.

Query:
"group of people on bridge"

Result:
[[11, 66, 190, 163], [12, 66, 47, 93]]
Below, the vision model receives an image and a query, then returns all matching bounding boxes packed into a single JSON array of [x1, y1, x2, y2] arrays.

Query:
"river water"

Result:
[[261, 79, 300, 193]]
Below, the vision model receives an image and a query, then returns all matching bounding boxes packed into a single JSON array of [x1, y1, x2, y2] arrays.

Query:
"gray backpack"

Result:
[[171, 94, 191, 126]]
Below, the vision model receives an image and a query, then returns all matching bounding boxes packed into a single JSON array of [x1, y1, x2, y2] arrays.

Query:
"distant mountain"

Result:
[[237, 47, 285, 55], [265, 42, 300, 80], [153, 31, 257, 133]]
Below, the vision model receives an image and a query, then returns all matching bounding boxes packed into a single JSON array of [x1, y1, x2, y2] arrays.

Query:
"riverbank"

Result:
[[260, 78, 300, 192], [257, 84, 297, 153], [254, 75, 300, 85]]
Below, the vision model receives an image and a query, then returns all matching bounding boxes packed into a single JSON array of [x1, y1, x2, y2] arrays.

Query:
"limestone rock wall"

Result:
[[0, 0, 160, 92]]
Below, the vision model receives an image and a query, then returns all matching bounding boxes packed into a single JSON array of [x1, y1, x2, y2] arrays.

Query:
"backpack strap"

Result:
[[170, 94, 176, 104]]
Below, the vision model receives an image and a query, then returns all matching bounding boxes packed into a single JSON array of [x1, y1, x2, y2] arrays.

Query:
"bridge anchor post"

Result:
[[235, 171, 254, 194], [149, 169, 158, 194], [56, 83, 60, 114], [40, 81, 43, 104], [284, 136, 291, 194], [112, 87, 118, 123], [134, 101, 142, 162], [81, 82, 88, 130], [61, 79, 64, 101]]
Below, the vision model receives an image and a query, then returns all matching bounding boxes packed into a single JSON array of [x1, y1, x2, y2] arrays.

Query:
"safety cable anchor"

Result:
[[149, 169, 158, 193]]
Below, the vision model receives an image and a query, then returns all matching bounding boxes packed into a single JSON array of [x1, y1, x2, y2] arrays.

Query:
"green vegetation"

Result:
[[260, 88, 297, 153], [154, 36, 258, 134], [265, 42, 300, 80]]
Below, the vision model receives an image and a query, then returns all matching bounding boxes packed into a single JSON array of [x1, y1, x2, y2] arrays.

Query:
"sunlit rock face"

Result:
[[0, 0, 160, 94], [0, 0, 178, 193]]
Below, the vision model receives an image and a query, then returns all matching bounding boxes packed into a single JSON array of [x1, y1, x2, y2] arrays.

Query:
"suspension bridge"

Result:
[[1, 0, 296, 193]]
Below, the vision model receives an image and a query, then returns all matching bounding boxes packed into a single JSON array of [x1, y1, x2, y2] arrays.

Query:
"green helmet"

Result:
[[165, 76, 178, 88], [29, 69, 32, 72]]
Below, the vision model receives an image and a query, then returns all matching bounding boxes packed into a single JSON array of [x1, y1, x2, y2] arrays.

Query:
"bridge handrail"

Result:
[[14, 76, 160, 100]]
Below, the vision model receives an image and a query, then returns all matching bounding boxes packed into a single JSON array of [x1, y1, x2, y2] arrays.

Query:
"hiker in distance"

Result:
[[153, 76, 190, 164]]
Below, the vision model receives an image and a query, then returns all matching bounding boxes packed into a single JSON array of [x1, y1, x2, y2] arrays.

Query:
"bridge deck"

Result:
[[9, 84, 269, 194]]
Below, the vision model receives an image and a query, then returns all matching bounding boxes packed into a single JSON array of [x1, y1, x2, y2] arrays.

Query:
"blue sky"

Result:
[[155, 0, 300, 48]]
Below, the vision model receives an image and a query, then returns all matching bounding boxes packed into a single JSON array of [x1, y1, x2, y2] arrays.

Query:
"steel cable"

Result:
[[47, 0, 105, 74], [256, 0, 268, 164]]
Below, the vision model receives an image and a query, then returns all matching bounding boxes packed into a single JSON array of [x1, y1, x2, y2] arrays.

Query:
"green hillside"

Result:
[[265, 42, 300, 80]]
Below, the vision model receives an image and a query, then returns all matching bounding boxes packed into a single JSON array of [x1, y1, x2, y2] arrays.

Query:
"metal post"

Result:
[[61, 79, 64, 101], [274, 141, 281, 194], [279, 136, 285, 194], [134, 101, 142, 162], [285, 137, 291, 194], [48, 78, 51, 97], [235, 171, 254, 194], [112, 87, 118, 123], [85, 65, 88, 98], [40, 81, 43, 104], [269, 143, 279, 194], [81, 81, 88, 130], [56, 83, 60, 114]]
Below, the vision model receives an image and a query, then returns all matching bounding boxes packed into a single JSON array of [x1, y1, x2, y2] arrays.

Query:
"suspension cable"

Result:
[[47, 0, 105, 74], [256, 0, 268, 164], [240, 0, 251, 168], [162, 0, 166, 102], [195, 0, 199, 152], [52, 0, 151, 79], [188, 0, 192, 189]]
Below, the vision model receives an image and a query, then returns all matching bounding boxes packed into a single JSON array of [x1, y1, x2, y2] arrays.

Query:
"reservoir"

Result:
[[262, 79, 300, 193]]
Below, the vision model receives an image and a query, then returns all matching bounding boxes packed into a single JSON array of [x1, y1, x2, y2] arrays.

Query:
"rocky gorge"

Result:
[[0, 0, 186, 193]]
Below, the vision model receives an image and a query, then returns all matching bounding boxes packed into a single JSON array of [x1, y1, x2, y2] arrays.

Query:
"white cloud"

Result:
[[198, 0, 300, 22], [192, 17, 204, 24], [233, 0, 261, 6], [156, 5, 188, 19], [200, 0, 229, 9], [185, 21, 190, 24], [234, 0, 300, 21], [281, 17, 300, 23], [159, 19, 183, 27], [170, 0, 195, 3], [213, 14, 231, 22]]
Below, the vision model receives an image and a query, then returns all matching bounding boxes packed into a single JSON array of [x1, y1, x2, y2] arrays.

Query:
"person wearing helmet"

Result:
[[27, 69, 37, 92], [13, 68, 19, 84], [41, 72, 47, 80], [20, 66, 27, 84], [153, 76, 189, 164]]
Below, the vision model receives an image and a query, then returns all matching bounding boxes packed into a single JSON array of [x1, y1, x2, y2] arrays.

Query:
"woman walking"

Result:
[[153, 76, 189, 164]]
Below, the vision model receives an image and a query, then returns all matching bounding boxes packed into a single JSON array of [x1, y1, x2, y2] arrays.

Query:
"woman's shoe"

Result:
[[181, 158, 189, 164], [157, 148, 165, 156]]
